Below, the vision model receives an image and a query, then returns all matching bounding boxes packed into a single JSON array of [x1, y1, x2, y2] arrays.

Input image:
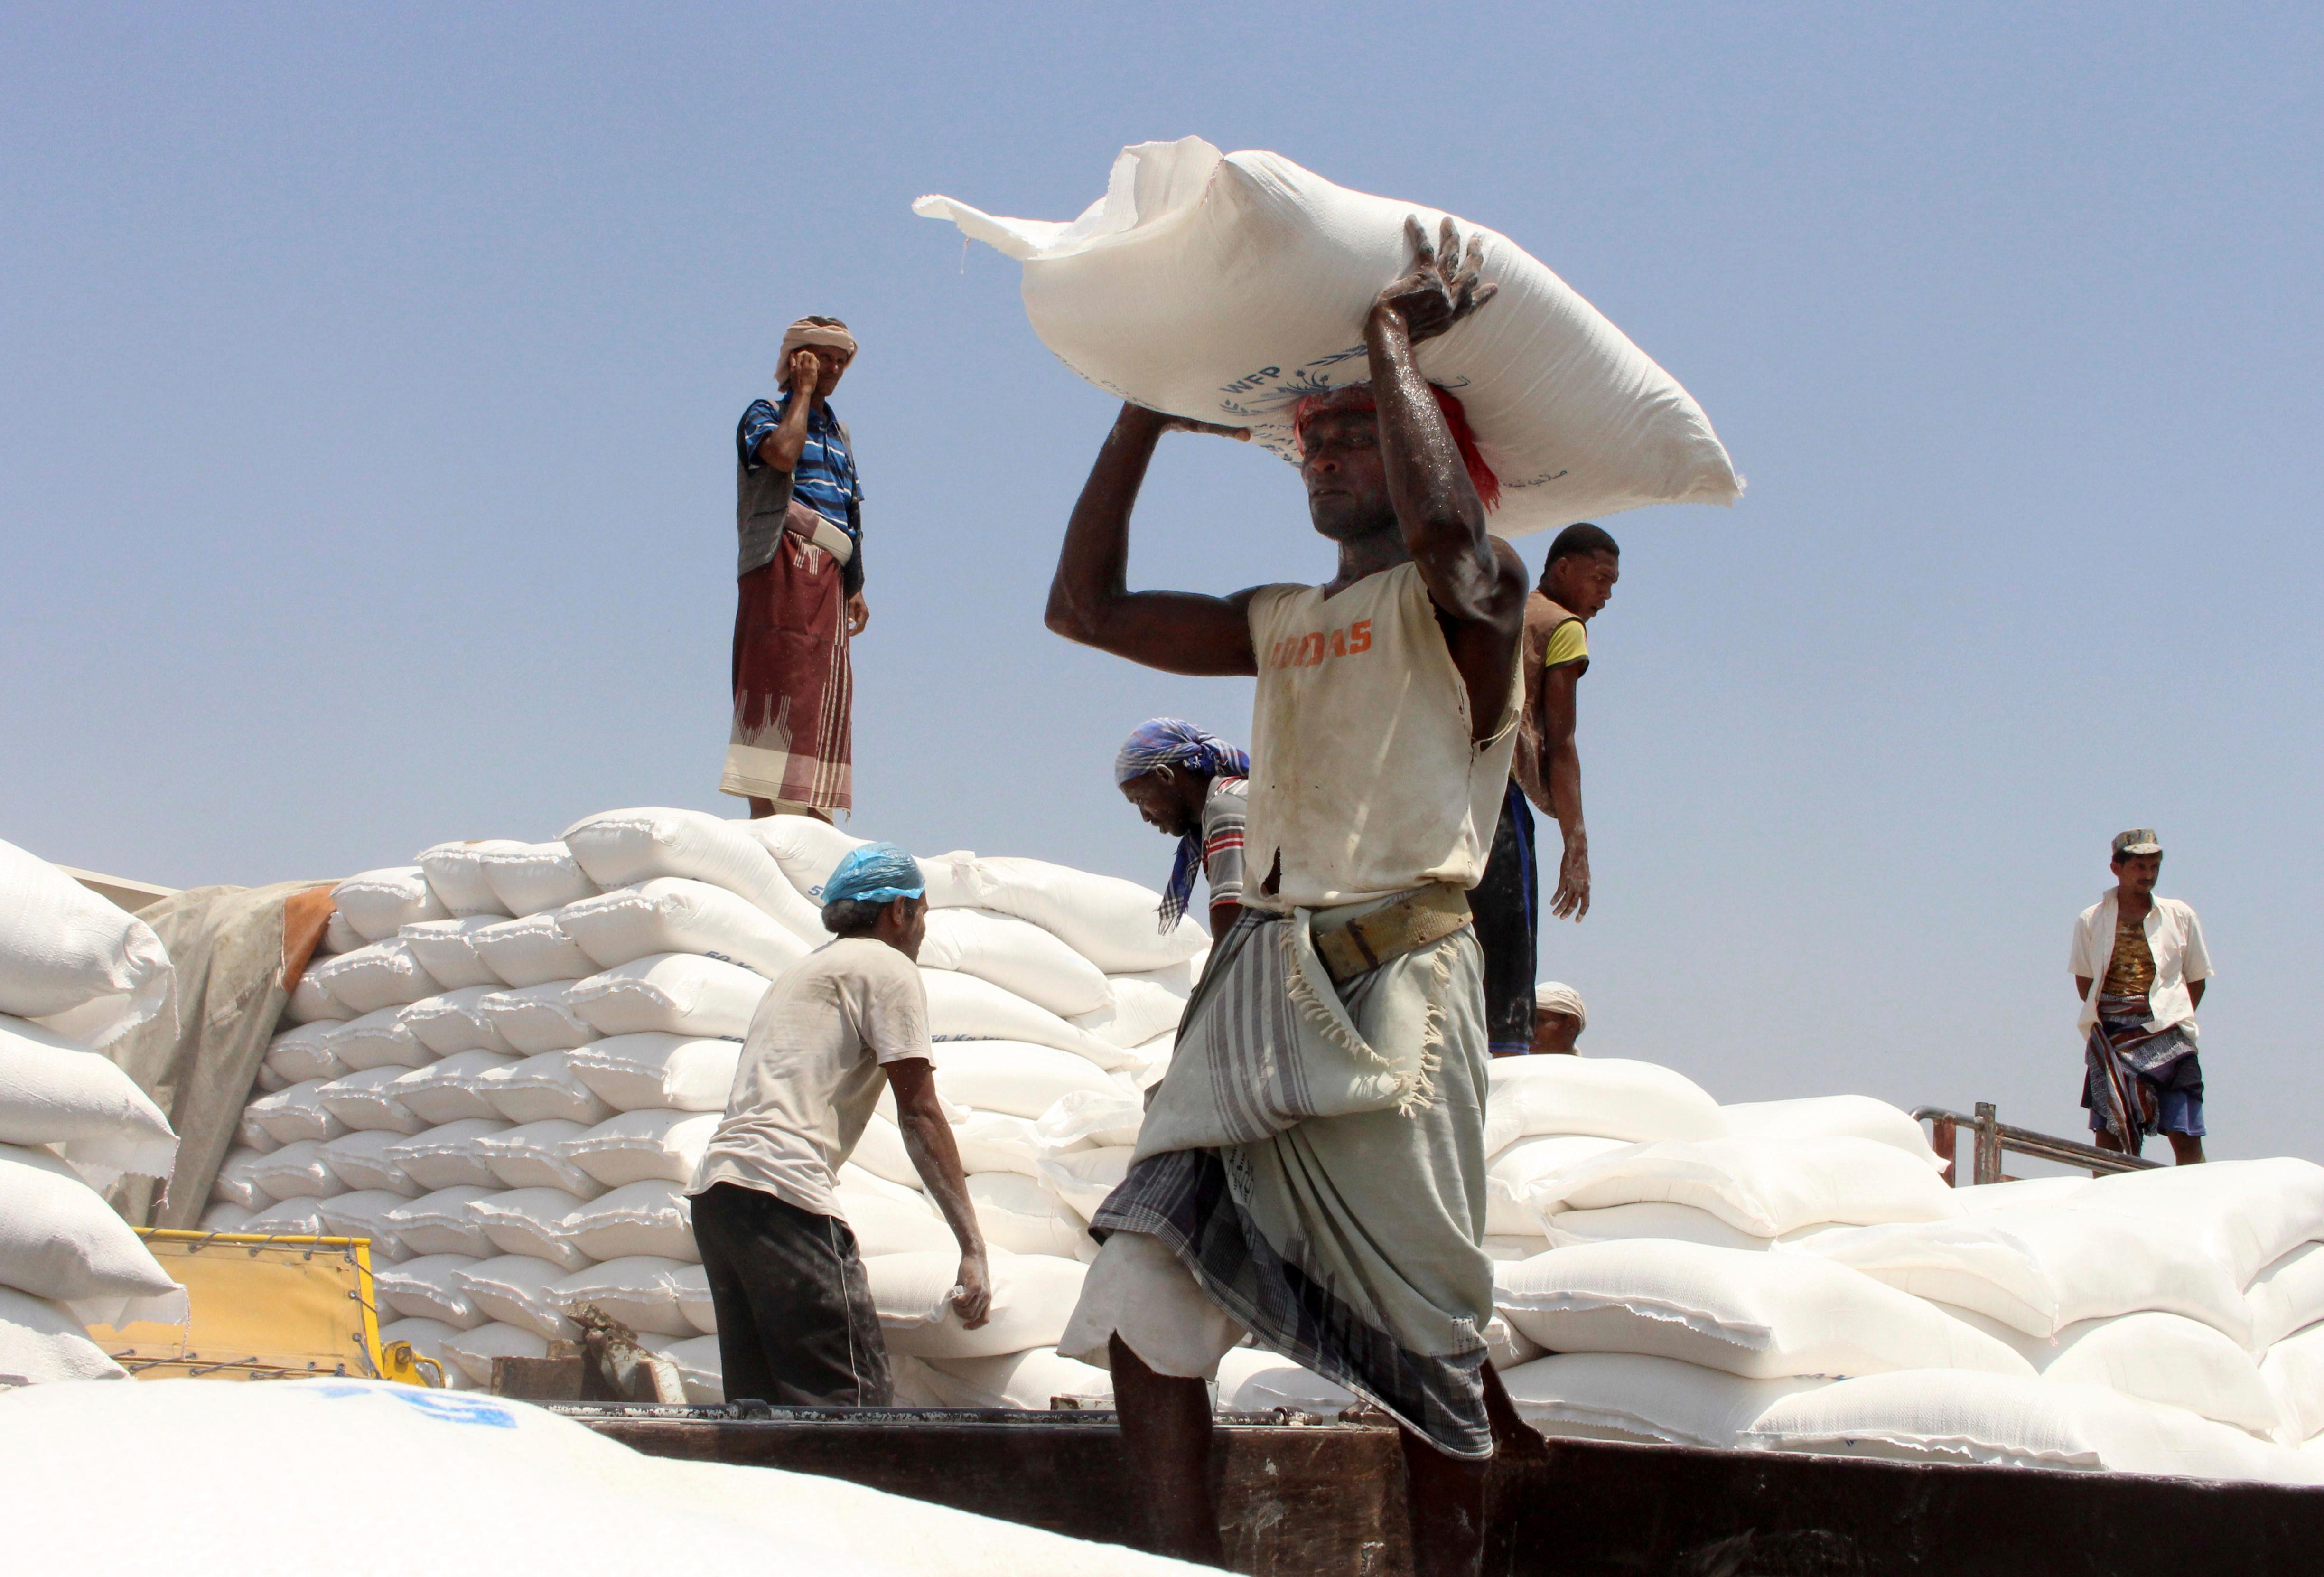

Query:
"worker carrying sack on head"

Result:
[[1043, 215, 1538, 1571], [685, 845, 989, 1406]]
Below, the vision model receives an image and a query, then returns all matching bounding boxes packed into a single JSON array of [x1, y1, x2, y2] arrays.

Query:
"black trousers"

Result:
[[689, 1182, 892, 1406], [1471, 778, 1540, 1056]]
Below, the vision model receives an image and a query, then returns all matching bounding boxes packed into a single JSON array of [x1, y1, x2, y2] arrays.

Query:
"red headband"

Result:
[[1292, 385, 1501, 512]]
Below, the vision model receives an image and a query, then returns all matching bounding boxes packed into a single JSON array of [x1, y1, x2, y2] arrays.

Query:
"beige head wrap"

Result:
[[777, 318, 859, 380], [1533, 981, 1586, 1029]]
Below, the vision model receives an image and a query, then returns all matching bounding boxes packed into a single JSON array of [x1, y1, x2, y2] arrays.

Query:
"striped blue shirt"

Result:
[[737, 394, 861, 529]]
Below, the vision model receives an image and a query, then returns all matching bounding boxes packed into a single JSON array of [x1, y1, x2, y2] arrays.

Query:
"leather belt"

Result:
[[1311, 884, 1472, 988]]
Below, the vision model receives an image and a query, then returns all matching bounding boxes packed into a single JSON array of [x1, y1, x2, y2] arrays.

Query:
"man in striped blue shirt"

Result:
[[724, 317, 870, 821]]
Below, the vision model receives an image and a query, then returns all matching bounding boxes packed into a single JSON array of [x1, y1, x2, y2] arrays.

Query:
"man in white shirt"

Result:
[[2071, 828, 2213, 1164], [687, 842, 989, 1405]]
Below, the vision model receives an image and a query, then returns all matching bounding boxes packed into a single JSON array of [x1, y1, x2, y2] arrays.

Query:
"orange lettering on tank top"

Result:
[[1268, 619, 1372, 671]]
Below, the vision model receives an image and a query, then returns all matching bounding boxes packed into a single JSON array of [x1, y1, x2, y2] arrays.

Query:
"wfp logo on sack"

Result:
[[1268, 620, 1372, 671], [305, 1380, 520, 1429]]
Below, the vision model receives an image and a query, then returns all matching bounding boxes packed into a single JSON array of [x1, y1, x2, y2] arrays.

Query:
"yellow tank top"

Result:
[[1241, 562, 1522, 911], [2102, 912, 2156, 1001]]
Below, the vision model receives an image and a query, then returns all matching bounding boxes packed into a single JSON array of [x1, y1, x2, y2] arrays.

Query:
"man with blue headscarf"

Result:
[[1114, 718, 1251, 939], [687, 843, 990, 1406]]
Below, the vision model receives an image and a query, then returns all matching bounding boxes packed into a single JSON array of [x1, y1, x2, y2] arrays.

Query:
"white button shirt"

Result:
[[2071, 892, 2214, 1039]]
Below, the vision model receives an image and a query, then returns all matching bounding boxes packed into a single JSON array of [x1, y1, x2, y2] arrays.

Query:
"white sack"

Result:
[[470, 1187, 594, 1272], [659, 1331, 726, 1403], [2249, 1243, 2324, 1352], [840, 1187, 959, 1257], [1544, 1201, 1789, 1254], [321, 911, 364, 955], [1746, 1369, 2324, 1484], [281, 972, 347, 1026], [563, 1180, 699, 1263], [470, 913, 598, 989], [398, 917, 507, 991], [1072, 979, 1188, 1055], [920, 908, 1112, 1020], [1483, 1134, 1632, 1238], [1034, 1089, 1143, 1155], [478, 841, 600, 918], [933, 1041, 1121, 1118], [1520, 1136, 1964, 1238], [0, 1142, 181, 1306], [210, 1148, 271, 1210], [481, 1050, 616, 1126], [244, 1079, 348, 1146], [1787, 1203, 2254, 1344], [0, 840, 174, 1048], [391, 1050, 519, 1126], [742, 814, 868, 901], [674, 1262, 716, 1333], [2264, 1321, 2324, 1442], [1956, 1177, 2091, 1214], [569, 1033, 742, 1114], [0, 1013, 178, 1179], [455, 1255, 579, 1340], [383, 1119, 510, 1191], [2034, 1311, 2288, 1439], [198, 1202, 253, 1232], [923, 854, 1204, 976], [308, 1189, 411, 1259], [1038, 1147, 1133, 1221], [1717, 1095, 1948, 1173], [915, 136, 1739, 535], [2065, 1158, 2324, 1289], [570, 954, 768, 1041], [562, 808, 825, 943], [849, 1115, 925, 1191], [315, 1066, 439, 1136], [0, 1285, 130, 1383], [319, 1130, 421, 1198], [242, 1198, 327, 1237], [384, 1185, 497, 1258], [560, 877, 812, 980], [416, 840, 522, 919], [403, 986, 518, 1056], [566, 1108, 718, 1189], [1484, 1313, 1545, 1370], [235, 1103, 280, 1154], [247, 1139, 336, 1202], [321, 1006, 431, 1071], [971, 1172, 1091, 1258], [1488, 1056, 1726, 1144], [1213, 1349, 1356, 1414], [332, 866, 450, 941], [554, 1254, 696, 1336], [305, 939, 440, 1016], [1500, 1351, 1823, 1448], [1494, 1239, 2034, 1380], [377, 1316, 474, 1389], [477, 981, 600, 1054], [925, 972, 1131, 1070], [478, 1120, 606, 1197], [252, 1063, 289, 1095], [875, 1249, 1089, 1360], [923, 1346, 1114, 1410], [264, 1022, 349, 1084], [441, 1321, 549, 1386]]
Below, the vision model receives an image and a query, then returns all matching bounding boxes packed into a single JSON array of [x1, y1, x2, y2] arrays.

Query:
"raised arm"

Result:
[[1045, 404, 1260, 676], [755, 351, 822, 473], [1367, 217, 1529, 730]]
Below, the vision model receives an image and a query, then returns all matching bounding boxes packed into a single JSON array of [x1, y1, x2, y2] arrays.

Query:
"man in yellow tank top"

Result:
[[1045, 217, 1533, 1574]]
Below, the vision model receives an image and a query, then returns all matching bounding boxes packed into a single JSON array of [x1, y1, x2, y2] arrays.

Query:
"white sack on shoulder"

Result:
[[416, 841, 522, 919], [568, 1033, 742, 1114], [1520, 1136, 1963, 1238], [919, 908, 1112, 1021], [1494, 1238, 2033, 1381], [559, 878, 812, 979], [924, 970, 1130, 1070], [1746, 1369, 2324, 1485], [477, 841, 600, 918], [915, 136, 1739, 536], [1488, 1057, 1726, 1144], [1717, 1095, 1948, 1173], [0, 839, 174, 1048], [0, 1013, 177, 1180], [331, 866, 450, 942], [569, 954, 769, 1041]]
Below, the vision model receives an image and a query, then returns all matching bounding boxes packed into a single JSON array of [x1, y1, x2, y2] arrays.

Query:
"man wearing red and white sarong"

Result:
[[725, 316, 870, 822]]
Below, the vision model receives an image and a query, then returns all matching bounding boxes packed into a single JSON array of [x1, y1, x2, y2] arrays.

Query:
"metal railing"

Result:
[[1914, 1101, 2162, 1185]]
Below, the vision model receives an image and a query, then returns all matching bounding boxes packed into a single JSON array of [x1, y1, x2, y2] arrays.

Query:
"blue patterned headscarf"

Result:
[[818, 842, 925, 907], [1113, 718, 1251, 931]]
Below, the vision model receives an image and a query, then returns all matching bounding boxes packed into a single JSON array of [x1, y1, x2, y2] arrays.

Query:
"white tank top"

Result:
[[1241, 562, 1522, 911]]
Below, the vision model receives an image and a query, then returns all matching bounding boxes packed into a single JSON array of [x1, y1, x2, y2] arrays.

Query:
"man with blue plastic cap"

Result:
[[687, 842, 990, 1406]]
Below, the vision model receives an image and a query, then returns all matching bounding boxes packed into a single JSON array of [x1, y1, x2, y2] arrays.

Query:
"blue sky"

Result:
[[5, 4, 2318, 1158]]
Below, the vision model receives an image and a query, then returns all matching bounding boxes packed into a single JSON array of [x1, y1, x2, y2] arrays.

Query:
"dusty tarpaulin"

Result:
[[103, 882, 335, 1228]]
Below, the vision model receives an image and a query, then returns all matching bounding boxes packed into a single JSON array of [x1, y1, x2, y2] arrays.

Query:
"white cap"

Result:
[[1533, 981, 1586, 1028]]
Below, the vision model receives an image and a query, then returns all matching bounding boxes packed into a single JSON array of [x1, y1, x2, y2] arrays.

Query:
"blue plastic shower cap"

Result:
[[817, 842, 926, 907]]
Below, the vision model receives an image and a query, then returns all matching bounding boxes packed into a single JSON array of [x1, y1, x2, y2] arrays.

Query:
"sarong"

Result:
[[1471, 778, 1539, 1056], [2081, 993, 2199, 1145], [722, 500, 852, 812], [1090, 900, 1496, 1457]]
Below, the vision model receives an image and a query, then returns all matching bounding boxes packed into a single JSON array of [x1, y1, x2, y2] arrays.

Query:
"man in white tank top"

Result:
[[1045, 218, 1535, 1574]]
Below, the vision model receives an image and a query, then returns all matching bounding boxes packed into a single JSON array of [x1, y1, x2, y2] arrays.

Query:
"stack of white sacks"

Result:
[[0, 838, 183, 1385], [217, 808, 1199, 1409], [214, 808, 2324, 1481], [1483, 1059, 2324, 1483]]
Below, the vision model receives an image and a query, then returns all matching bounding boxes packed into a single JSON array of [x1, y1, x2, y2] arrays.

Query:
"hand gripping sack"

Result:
[[916, 137, 1739, 536], [0, 839, 174, 1047], [873, 1248, 1089, 1361]]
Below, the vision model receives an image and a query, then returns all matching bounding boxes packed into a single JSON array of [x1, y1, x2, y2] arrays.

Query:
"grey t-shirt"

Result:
[[688, 936, 932, 1219]]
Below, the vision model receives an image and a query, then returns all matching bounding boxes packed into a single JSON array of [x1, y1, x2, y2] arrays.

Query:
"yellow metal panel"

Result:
[[85, 1231, 396, 1382]]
